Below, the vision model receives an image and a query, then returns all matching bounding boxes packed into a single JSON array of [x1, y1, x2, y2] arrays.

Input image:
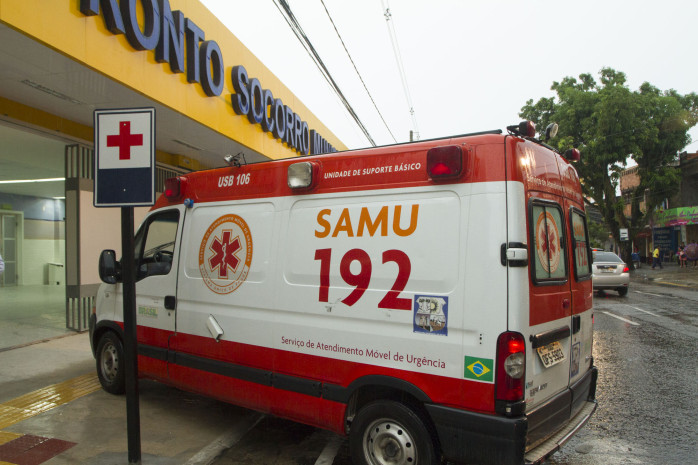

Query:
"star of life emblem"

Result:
[[199, 214, 253, 294], [535, 211, 560, 273]]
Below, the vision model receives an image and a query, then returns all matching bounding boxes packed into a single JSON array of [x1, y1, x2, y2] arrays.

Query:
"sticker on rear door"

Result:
[[199, 214, 253, 294], [535, 210, 561, 273]]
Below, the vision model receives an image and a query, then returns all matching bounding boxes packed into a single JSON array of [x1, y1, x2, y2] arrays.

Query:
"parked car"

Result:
[[592, 251, 630, 296]]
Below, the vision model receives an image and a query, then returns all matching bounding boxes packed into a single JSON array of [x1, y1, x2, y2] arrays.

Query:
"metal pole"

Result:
[[121, 206, 141, 464]]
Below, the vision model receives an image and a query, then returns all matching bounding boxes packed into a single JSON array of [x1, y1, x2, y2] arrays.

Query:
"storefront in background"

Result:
[[652, 206, 698, 258]]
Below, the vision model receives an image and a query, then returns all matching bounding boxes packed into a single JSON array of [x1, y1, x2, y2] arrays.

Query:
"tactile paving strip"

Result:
[[0, 373, 100, 430]]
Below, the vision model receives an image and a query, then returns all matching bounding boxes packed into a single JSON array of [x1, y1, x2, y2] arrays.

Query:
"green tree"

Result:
[[587, 221, 608, 250], [520, 68, 698, 262]]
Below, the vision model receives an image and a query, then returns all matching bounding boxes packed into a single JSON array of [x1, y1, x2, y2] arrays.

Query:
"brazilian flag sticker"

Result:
[[464, 356, 494, 382]]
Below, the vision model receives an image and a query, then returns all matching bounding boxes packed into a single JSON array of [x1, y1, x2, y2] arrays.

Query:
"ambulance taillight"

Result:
[[495, 331, 526, 415], [427, 145, 463, 179], [164, 177, 182, 200]]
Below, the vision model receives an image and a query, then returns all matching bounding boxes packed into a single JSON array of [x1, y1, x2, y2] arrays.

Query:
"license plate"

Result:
[[602, 269, 615, 273], [537, 341, 566, 368]]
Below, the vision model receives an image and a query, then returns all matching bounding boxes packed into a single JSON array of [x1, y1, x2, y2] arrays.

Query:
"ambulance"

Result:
[[90, 121, 597, 465]]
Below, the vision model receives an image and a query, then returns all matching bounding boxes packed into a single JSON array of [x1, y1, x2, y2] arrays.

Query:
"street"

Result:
[[546, 281, 698, 465]]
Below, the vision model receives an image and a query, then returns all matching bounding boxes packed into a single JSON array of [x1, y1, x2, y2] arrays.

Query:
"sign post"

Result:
[[94, 108, 155, 465]]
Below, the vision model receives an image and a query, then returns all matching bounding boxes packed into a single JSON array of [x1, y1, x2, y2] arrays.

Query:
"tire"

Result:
[[617, 287, 628, 297], [96, 331, 126, 395], [349, 400, 438, 465]]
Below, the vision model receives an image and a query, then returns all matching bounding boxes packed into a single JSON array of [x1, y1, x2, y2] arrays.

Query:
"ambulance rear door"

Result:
[[507, 139, 575, 413], [525, 196, 573, 410], [561, 160, 594, 400]]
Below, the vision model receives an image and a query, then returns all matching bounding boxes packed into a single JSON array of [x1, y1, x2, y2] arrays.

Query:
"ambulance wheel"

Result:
[[350, 400, 438, 465], [96, 331, 125, 395]]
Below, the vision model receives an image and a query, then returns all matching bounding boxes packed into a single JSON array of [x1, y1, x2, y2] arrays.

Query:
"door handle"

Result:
[[164, 295, 176, 310], [572, 315, 581, 334]]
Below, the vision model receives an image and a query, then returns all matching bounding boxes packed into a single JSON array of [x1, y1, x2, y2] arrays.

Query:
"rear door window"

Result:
[[530, 201, 567, 283], [570, 209, 591, 279]]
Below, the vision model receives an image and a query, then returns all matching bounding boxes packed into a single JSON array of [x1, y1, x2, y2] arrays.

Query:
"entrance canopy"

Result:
[[0, 0, 345, 180]]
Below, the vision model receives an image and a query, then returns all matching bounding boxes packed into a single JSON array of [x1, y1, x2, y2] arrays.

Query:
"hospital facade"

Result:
[[0, 0, 345, 331]]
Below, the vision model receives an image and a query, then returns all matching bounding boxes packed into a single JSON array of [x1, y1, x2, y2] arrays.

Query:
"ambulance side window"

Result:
[[570, 209, 592, 280], [530, 201, 567, 283], [134, 209, 180, 280]]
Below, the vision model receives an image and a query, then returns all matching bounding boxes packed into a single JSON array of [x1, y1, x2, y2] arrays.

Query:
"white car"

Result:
[[592, 251, 630, 296]]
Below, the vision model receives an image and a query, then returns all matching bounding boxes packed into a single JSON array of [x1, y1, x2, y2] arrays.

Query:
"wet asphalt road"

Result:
[[210, 280, 698, 465], [546, 282, 698, 465]]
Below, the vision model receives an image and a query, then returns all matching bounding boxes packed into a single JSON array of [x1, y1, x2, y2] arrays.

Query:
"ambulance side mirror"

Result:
[[99, 249, 121, 284]]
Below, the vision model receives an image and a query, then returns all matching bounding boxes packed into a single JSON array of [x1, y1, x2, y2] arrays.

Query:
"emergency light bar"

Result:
[[164, 177, 182, 200], [564, 148, 581, 162], [288, 162, 319, 190], [507, 120, 536, 138], [427, 145, 464, 179]]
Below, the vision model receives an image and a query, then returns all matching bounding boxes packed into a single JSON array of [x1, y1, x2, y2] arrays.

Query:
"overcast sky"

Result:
[[201, 0, 698, 156]]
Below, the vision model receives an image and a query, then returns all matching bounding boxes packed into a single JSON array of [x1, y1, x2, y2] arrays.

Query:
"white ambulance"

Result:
[[91, 121, 597, 465]]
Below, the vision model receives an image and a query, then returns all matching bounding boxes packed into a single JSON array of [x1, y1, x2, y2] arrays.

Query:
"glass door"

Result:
[[1, 214, 18, 286]]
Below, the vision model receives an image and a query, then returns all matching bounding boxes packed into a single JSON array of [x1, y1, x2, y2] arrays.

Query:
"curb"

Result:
[[630, 269, 698, 290]]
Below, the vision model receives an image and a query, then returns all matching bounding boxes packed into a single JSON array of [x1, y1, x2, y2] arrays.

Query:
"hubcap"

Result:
[[100, 342, 119, 382], [364, 418, 416, 465]]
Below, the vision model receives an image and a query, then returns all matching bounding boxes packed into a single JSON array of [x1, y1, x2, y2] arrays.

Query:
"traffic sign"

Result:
[[620, 228, 629, 241], [94, 108, 155, 207]]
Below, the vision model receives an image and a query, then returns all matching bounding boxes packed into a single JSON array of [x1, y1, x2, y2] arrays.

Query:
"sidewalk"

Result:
[[0, 333, 256, 465], [630, 261, 698, 290]]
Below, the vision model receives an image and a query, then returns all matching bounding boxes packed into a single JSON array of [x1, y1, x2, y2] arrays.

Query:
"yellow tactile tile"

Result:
[[0, 431, 22, 445], [0, 373, 101, 429]]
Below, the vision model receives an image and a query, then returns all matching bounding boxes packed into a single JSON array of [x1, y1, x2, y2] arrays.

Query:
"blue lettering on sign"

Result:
[[200, 40, 224, 97], [122, 0, 160, 51], [155, 2, 185, 73], [184, 18, 205, 84], [79, 0, 336, 155]]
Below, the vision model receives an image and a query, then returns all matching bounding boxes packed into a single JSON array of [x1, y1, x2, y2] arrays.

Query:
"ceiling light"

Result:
[[0, 177, 65, 184], [21, 80, 83, 104]]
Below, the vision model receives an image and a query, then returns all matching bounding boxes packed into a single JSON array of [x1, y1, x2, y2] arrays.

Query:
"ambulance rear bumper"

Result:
[[426, 366, 597, 465]]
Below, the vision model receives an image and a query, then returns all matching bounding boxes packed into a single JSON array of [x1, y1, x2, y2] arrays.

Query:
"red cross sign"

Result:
[[107, 121, 144, 160], [94, 108, 155, 207]]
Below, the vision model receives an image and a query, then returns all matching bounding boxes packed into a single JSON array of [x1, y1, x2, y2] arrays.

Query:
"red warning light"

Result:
[[427, 145, 463, 179], [164, 177, 181, 199]]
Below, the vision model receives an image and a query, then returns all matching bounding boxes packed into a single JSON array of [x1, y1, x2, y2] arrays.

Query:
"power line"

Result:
[[319, 0, 397, 143], [272, 0, 376, 146], [381, 0, 419, 140]]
